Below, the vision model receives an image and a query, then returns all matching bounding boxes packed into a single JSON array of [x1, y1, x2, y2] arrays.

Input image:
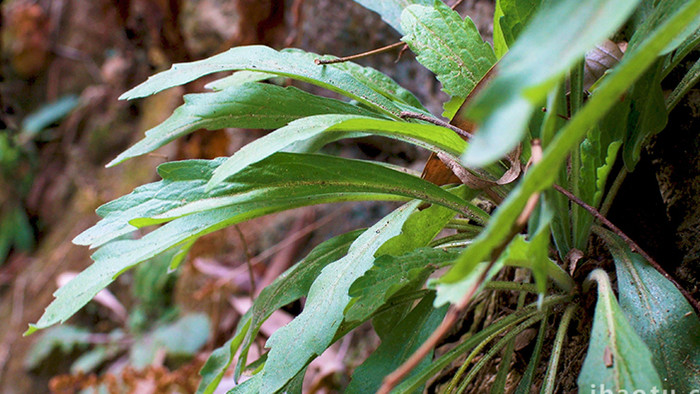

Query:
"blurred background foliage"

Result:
[[0, 0, 471, 391], [0, 0, 697, 392]]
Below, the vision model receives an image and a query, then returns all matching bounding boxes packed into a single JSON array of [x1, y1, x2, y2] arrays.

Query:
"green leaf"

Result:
[[29, 154, 483, 336], [520, 200, 558, 295], [346, 293, 447, 393], [578, 269, 663, 391], [626, 0, 660, 36], [434, 260, 502, 306], [306, 49, 425, 109], [379, 187, 477, 256], [347, 247, 460, 322], [492, 1, 507, 58], [435, 231, 572, 306], [346, 197, 469, 323], [352, 0, 432, 34], [439, 0, 700, 297], [401, 1, 496, 118], [462, 0, 640, 166], [75, 159, 224, 248], [540, 83, 572, 257], [574, 99, 627, 248], [627, 0, 700, 55], [499, 232, 569, 294], [206, 114, 468, 189], [256, 201, 420, 392], [350, 189, 483, 321], [143, 158, 486, 227], [152, 313, 210, 356], [436, 208, 572, 305], [204, 71, 273, 91], [24, 325, 94, 369], [491, 291, 527, 394], [280, 367, 306, 394], [228, 373, 262, 393], [599, 229, 700, 392], [622, 63, 668, 171], [71, 345, 121, 374], [664, 27, 700, 77], [76, 153, 483, 249], [228, 365, 307, 394], [130, 314, 211, 368], [513, 318, 547, 394], [120, 46, 405, 119], [108, 83, 380, 167], [199, 320, 251, 394], [21, 95, 79, 136], [197, 230, 361, 393], [497, 0, 542, 50], [168, 240, 193, 272], [590, 100, 628, 207], [364, 195, 472, 334], [131, 247, 179, 314], [0, 205, 34, 263], [666, 58, 700, 111]]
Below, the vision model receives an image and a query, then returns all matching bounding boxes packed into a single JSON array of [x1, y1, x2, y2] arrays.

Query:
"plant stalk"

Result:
[[541, 304, 577, 393], [599, 168, 627, 218]]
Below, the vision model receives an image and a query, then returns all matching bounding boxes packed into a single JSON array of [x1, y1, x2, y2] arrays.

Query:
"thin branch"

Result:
[[449, 0, 467, 9], [53, 45, 103, 83], [314, 41, 405, 65], [400, 111, 473, 139], [284, 0, 306, 47], [234, 225, 256, 297], [315, 0, 465, 66], [553, 184, 700, 313], [395, 44, 410, 63]]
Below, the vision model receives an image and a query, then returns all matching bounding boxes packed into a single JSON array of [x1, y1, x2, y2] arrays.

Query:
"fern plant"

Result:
[[28, 0, 700, 392]]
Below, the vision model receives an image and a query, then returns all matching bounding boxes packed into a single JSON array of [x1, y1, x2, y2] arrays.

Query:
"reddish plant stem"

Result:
[[377, 259, 496, 394], [234, 224, 256, 297], [553, 183, 700, 313], [378, 141, 543, 394], [450, 0, 467, 9]]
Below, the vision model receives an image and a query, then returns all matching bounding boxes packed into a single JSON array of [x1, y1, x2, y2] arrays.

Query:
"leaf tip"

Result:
[[23, 324, 39, 337], [117, 91, 134, 101], [105, 157, 121, 168], [71, 232, 92, 246], [119, 84, 153, 101], [204, 174, 222, 193]]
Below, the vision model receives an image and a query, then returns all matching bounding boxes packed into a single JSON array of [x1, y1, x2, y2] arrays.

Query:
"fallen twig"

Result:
[[315, 42, 405, 65]]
